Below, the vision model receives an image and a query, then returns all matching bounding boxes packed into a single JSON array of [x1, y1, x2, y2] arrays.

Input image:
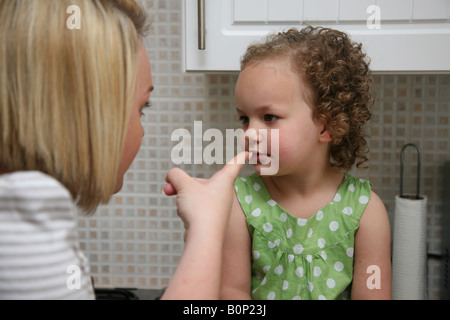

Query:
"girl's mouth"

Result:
[[249, 151, 270, 164]]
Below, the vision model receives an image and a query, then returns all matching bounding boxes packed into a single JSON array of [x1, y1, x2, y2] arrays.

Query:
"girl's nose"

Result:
[[246, 120, 266, 142], [245, 126, 269, 154], [245, 127, 260, 145]]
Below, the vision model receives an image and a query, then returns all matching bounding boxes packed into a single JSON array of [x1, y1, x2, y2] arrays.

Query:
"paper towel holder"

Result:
[[400, 143, 422, 200]]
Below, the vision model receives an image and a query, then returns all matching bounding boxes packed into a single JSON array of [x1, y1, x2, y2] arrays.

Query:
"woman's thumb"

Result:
[[164, 167, 192, 195]]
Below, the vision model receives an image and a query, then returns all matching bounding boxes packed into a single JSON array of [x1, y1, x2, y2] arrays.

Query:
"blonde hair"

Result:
[[0, 0, 149, 213]]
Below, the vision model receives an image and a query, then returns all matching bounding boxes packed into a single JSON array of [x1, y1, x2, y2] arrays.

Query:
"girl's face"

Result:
[[115, 41, 153, 193], [235, 59, 330, 176]]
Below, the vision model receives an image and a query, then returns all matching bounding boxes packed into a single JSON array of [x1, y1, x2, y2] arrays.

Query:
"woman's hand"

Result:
[[161, 152, 249, 300]]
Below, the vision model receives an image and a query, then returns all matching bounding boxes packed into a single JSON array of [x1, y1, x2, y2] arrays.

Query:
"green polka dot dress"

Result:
[[234, 173, 371, 300]]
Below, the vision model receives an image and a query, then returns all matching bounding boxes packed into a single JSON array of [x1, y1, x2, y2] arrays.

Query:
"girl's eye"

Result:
[[239, 116, 249, 124], [264, 114, 278, 123]]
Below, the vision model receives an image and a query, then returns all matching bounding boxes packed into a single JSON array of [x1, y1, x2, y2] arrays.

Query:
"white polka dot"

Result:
[[286, 228, 293, 239], [292, 296, 301, 300], [268, 239, 280, 248], [251, 208, 261, 217], [253, 183, 261, 191], [280, 212, 287, 222], [334, 261, 344, 272], [295, 267, 304, 277], [306, 255, 312, 263], [308, 282, 314, 292], [245, 195, 252, 204], [320, 251, 327, 260], [348, 184, 355, 192], [334, 193, 342, 202], [288, 254, 294, 262], [316, 210, 324, 221], [293, 244, 304, 254], [263, 265, 271, 273], [327, 278, 336, 289], [359, 195, 369, 204], [329, 221, 339, 231], [263, 223, 273, 232], [267, 292, 276, 300], [318, 238, 326, 248], [253, 251, 260, 260], [346, 248, 354, 257], [318, 295, 327, 300], [268, 241, 276, 248], [297, 218, 307, 226], [307, 228, 313, 238], [282, 280, 289, 291], [274, 265, 283, 275], [342, 207, 353, 215], [261, 277, 267, 285], [235, 186, 238, 192], [240, 177, 246, 181], [267, 199, 277, 206], [313, 266, 321, 277]]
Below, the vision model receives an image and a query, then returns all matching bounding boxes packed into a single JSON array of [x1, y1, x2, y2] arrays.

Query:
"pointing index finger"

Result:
[[212, 151, 251, 182]]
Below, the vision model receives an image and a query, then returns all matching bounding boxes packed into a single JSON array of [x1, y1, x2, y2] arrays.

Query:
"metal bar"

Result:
[[198, 0, 205, 50]]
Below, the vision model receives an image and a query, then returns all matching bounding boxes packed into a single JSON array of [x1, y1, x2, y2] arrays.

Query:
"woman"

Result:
[[0, 0, 246, 299]]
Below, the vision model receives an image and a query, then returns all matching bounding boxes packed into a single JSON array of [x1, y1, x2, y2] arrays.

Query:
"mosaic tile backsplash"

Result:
[[76, 0, 450, 299]]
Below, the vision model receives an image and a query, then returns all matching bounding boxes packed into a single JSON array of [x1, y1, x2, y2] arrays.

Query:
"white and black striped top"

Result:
[[0, 171, 94, 300]]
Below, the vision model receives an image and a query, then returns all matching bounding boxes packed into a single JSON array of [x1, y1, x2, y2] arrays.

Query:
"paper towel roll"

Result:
[[392, 195, 427, 300]]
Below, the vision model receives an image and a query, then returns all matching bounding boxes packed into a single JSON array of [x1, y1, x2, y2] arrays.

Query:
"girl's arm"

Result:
[[351, 190, 392, 299], [220, 194, 252, 299]]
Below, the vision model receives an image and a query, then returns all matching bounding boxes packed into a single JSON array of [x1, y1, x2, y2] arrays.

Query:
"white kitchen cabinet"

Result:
[[184, 0, 450, 73]]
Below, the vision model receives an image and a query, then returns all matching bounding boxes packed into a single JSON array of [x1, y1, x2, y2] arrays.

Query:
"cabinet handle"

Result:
[[198, 0, 205, 50]]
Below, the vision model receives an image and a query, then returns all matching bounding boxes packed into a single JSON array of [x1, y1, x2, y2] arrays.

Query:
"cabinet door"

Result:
[[184, 0, 269, 72], [184, 0, 450, 72]]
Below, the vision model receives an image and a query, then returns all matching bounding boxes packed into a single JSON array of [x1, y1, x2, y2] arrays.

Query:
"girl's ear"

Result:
[[319, 125, 332, 143]]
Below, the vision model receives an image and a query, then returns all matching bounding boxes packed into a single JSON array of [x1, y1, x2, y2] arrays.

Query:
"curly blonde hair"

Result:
[[241, 26, 373, 170]]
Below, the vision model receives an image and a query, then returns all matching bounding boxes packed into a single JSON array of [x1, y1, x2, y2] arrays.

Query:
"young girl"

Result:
[[221, 26, 392, 300]]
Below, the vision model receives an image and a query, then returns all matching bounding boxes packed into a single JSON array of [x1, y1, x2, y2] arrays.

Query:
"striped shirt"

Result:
[[0, 171, 94, 300]]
